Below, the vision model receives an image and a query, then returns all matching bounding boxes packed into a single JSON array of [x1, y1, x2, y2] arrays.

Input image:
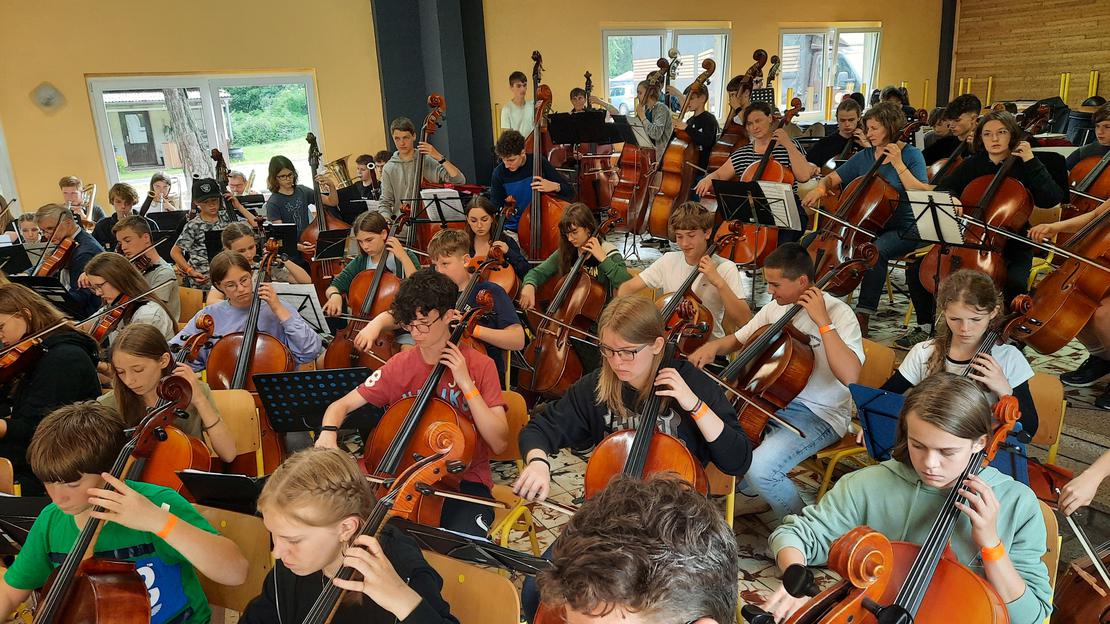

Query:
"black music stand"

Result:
[[237, 193, 266, 211], [204, 230, 228, 263], [547, 111, 610, 146], [711, 179, 798, 234], [9, 275, 84, 318], [849, 384, 905, 461], [402, 191, 466, 247], [253, 368, 384, 434], [0, 245, 32, 276], [391, 518, 554, 574], [0, 495, 51, 556], [312, 228, 350, 262], [263, 222, 299, 257], [148, 211, 188, 235], [177, 470, 267, 516], [153, 230, 179, 260]]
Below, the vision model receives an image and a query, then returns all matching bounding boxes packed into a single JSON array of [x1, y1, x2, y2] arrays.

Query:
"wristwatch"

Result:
[[437, 156, 448, 164]]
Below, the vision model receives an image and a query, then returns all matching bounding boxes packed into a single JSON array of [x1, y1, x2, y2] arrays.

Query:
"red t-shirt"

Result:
[[356, 345, 506, 488]]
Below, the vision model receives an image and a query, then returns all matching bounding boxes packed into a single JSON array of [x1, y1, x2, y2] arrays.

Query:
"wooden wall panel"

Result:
[[954, 0, 1110, 107]]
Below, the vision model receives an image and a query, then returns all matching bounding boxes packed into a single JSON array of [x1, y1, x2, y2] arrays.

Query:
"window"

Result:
[[88, 73, 320, 206], [779, 28, 880, 121], [603, 28, 731, 119], [0, 117, 16, 207]]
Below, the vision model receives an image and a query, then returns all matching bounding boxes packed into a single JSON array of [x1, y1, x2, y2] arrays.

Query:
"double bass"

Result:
[[32, 375, 193, 624], [706, 49, 766, 178], [518, 51, 570, 260], [806, 110, 927, 296], [409, 94, 451, 252], [301, 133, 352, 302], [643, 58, 717, 240], [518, 214, 623, 398], [573, 71, 617, 211], [322, 211, 411, 370], [205, 238, 294, 473], [1050, 505, 1110, 624], [627, 56, 677, 235]]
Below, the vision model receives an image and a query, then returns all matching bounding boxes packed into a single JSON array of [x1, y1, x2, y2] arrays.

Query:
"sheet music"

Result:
[[420, 188, 465, 222], [907, 190, 964, 245], [273, 282, 330, 336], [756, 181, 802, 231]]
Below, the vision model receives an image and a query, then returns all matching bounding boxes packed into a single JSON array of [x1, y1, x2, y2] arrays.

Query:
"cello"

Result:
[[518, 51, 570, 261], [472, 197, 520, 299], [301, 132, 352, 302], [720, 250, 877, 444], [806, 110, 928, 296], [643, 58, 717, 240], [409, 94, 451, 252], [918, 138, 1036, 294], [205, 238, 295, 473], [32, 374, 193, 624], [322, 211, 411, 370], [739, 97, 805, 185], [518, 214, 624, 398], [1049, 503, 1110, 624], [768, 396, 1020, 624], [1060, 149, 1110, 246], [361, 302, 489, 526], [706, 49, 765, 178], [627, 57, 677, 235], [574, 71, 617, 212], [583, 310, 708, 498]]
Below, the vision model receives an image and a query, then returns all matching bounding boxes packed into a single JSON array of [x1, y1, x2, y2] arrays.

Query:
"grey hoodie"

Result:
[[377, 151, 465, 218]]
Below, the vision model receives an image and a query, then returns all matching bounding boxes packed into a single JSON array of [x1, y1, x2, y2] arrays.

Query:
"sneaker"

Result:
[[1097, 388, 1110, 411], [1061, 356, 1110, 388], [732, 492, 771, 517], [895, 327, 931, 349]]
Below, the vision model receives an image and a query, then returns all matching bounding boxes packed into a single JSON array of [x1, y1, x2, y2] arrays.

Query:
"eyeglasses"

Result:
[[276, 173, 295, 181], [86, 278, 109, 294], [220, 275, 254, 292], [599, 343, 647, 362], [399, 311, 442, 333]]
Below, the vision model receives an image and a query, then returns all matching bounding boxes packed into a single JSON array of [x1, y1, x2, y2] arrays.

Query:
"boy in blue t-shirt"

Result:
[[0, 401, 248, 623], [488, 129, 573, 234]]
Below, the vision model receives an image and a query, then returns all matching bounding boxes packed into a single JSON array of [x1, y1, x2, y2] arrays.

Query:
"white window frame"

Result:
[[0, 117, 18, 210], [779, 27, 882, 122], [601, 27, 732, 118], [87, 72, 320, 188]]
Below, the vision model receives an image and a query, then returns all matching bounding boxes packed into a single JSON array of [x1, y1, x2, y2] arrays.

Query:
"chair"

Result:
[[487, 390, 541, 554], [1038, 499, 1061, 624], [1027, 206, 1062, 290], [209, 389, 264, 478], [0, 458, 13, 496], [706, 463, 736, 528], [1025, 372, 1071, 503], [423, 550, 521, 624], [625, 267, 658, 300], [195, 505, 272, 615], [804, 339, 896, 500], [178, 287, 205, 323]]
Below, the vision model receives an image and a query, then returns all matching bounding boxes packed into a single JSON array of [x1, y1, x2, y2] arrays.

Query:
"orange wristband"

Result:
[[980, 540, 1006, 562], [819, 324, 835, 335], [691, 401, 711, 421], [463, 387, 481, 402], [471, 324, 481, 339], [157, 514, 179, 540]]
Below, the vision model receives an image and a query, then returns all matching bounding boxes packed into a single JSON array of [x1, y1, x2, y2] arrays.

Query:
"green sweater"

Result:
[[769, 460, 1051, 624], [522, 242, 631, 297], [329, 251, 422, 295]]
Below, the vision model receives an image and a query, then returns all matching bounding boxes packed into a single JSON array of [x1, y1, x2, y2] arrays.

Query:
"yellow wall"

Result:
[[483, 0, 942, 120], [0, 0, 383, 210]]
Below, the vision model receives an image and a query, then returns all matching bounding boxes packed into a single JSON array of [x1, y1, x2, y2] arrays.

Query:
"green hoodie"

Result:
[[769, 459, 1051, 624]]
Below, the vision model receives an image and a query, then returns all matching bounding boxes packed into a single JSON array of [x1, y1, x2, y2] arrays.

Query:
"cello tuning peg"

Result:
[[740, 604, 776, 624], [446, 460, 466, 474], [153, 427, 169, 442], [174, 409, 190, 420], [414, 482, 435, 495], [783, 563, 821, 598]]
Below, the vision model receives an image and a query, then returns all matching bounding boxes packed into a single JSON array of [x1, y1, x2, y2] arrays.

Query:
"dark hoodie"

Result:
[[0, 329, 100, 494], [240, 524, 458, 624]]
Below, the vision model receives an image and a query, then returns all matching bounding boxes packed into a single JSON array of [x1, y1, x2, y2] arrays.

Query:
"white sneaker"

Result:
[[732, 492, 771, 517]]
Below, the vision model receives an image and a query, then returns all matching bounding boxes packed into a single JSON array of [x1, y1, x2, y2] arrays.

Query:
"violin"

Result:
[[409, 95, 450, 252], [33, 374, 193, 624], [34, 218, 79, 278], [1060, 149, 1110, 247], [919, 136, 1036, 294], [302, 422, 467, 624], [302, 132, 353, 302], [1010, 203, 1110, 355], [583, 308, 708, 498], [90, 295, 129, 343], [472, 197, 520, 299], [361, 302, 490, 526], [518, 214, 623, 398], [518, 51, 571, 260], [322, 211, 411, 370], [0, 321, 61, 387], [807, 110, 928, 296], [654, 220, 745, 355], [720, 250, 877, 444], [205, 238, 294, 473], [643, 58, 717, 240], [772, 396, 1020, 624]]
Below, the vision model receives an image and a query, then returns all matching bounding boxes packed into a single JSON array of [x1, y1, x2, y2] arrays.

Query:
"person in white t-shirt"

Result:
[[500, 70, 535, 137], [689, 243, 864, 521], [617, 202, 752, 342], [880, 269, 1039, 439]]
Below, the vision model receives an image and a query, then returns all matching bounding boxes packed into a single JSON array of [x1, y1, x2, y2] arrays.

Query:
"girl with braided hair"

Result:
[[241, 447, 458, 624]]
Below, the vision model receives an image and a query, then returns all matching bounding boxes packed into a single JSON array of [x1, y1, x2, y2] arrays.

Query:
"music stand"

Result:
[[9, 275, 84, 318], [391, 518, 554, 574], [152, 230, 179, 260], [711, 179, 798, 232], [548, 111, 610, 146], [0, 245, 32, 276], [901, 191, 986, 316], [272, 282, 330, 336], [750, 88, 776, 107], [177, 470, 267, 516], [849, 384, 905, 461], [312, 228, 350, 263], [204, 229, 229, 263], [610, 115, 653, 150], [253, 368, 384, 434], [237, 193, 266, 212], [263, 223, 299, 258], [402, 190, 467, 247], [0, 495, 51, 556], [148, 211, 188, 235]]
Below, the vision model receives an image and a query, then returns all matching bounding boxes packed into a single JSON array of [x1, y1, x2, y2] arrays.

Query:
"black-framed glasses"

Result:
[[399, 311, 442, 333], [599, 343, 647, 362]]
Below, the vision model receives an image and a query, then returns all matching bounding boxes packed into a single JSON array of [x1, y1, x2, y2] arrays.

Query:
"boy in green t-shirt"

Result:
[[0, 401, 248, 623]]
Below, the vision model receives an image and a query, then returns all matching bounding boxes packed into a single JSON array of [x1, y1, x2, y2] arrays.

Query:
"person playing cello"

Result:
[[689, 243, 863, 520], [465, 196, 531, 281], [921, 94, 981, 167], [1064, 102, 1109, 169], [317, 268, 508, 537], [321, 212, 420, 316], [489, 129, 573, 236], [0, 401, 248, 623], [804, 97, 865, 171], [207, 222, 313, 304], [672, 82, 719, 197], [763, 374, 1051, 624]]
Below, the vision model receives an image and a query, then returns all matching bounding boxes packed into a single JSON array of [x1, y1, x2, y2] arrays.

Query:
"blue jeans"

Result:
[[740, 400, 839, 519], [854, 219, 922, 315]]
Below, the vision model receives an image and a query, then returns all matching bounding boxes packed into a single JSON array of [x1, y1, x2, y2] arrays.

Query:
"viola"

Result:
[[518, 214, 623, 398], [34, 233, 77, 278], [409, 95, 451, 252], [205, 238, 294, 473], [301, 422, 466, 624], [775, 397, 1020, 624], [0, 334, 49, 388], [643, 58, 717, 240], [361, 303, 490, 526], [1059, 149, 1110, 246], [322, 211, 411, 370], [33, 374, 193, 624], [919, 142, 1036, 294], [654, 220, 744, 355], [518, 51, 571, 260], [583, 308, 708, 498], [720, 250, 877, 444], [90, 295, 129, 343], [301, 132, 353, 302], [472, 197, 520, 299], [1010, 205, 1110, 354], [807, 110, 928, 295]]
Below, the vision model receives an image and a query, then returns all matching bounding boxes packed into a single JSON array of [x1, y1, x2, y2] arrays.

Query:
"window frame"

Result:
[[778, 26, 882, 122], [0, 117, 18, 209]]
